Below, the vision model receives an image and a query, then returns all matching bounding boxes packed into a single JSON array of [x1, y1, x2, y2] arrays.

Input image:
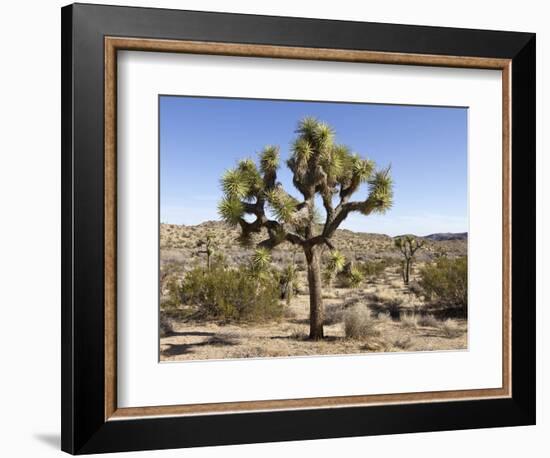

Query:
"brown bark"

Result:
[[305, 246, 324, 340]]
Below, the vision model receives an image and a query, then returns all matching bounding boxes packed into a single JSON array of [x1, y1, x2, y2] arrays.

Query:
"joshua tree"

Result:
[[197, 233, 215, 270], [394, 236, 425, 285], [218, 117, 393, 339]]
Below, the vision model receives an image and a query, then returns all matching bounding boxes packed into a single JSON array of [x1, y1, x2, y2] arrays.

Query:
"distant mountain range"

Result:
[[422, 232, 468, 241]]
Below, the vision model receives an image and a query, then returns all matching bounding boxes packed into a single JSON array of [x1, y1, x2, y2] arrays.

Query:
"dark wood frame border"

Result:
[[62, 3, 535, 454], [104, 37, 512, 420]]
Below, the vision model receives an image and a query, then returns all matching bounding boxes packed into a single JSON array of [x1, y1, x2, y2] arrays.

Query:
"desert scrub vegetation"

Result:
[[418, 256, 467, 315], [416, 314, 439, 328], [160, 314, 175, 337], [343, 305, 380, 339], [440, 319, 462, 338], [400, 314, 418, 329], [392, 336, 413, 350], [180, 265, 282, 321], [365, 289, 405, 318], [357, 259, 390, 281], [338, 266, 365, 288]]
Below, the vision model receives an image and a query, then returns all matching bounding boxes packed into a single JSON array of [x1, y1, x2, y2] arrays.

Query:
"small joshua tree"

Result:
[[218, 117, 393, 339], [278, 264, 299, 305], [197, 233, 215, 270], [394, 236, 425, 285], [250, 247, 272, 279], [323, 250, 346, 290]]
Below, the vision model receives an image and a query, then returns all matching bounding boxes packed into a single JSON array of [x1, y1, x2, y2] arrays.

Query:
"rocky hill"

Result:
[[160, 221, 467, 269]]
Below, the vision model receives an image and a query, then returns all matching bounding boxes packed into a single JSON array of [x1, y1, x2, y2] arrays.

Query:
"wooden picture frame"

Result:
[[62, 3, 535, 454]]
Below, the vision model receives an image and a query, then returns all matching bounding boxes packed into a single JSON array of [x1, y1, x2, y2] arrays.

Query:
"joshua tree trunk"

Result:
[[401, 259, 411, 285], [306, 247, 324, 340]]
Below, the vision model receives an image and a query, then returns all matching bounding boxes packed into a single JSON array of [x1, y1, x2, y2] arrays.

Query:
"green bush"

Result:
[[418, 256, 467, 314], [181, 265, 282, 321], [358, 259, 388, 279], [160, 278, 181, 311]]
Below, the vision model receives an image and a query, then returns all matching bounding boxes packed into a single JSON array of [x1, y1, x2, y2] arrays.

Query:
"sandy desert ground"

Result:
[[160, 222, 467, 362]]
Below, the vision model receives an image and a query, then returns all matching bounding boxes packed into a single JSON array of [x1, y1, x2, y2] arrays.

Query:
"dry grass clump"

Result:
[[400, 314, 418, 329], [343, 305, 380, 339], [288, 325, 308, 340], [393, 336, 413, 350], [417, 314, 439, 328], [376, 312, 393, 323], [441, 319, 462, 338]]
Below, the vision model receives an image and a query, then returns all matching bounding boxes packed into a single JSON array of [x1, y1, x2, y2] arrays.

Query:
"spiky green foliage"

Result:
[[218, 197, 244, 225], [344, 267, 365, 289], [327, 250, 346, 273], [265, 188, 299, 223], [221, 168, 250, 199], [251, 247, 272, 273], [323, 250, 347, 288], [221, 159, 264, 202], [365, 167, 393, 214], [259, 145, 280, 175]]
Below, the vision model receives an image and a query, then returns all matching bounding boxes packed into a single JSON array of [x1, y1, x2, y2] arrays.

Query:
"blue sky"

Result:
[[160, 96, 467, 236]]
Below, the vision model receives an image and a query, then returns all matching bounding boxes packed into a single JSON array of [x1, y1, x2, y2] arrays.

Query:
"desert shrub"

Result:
[[161, 278, 182, 310], [358, 259, 388, 279], [339, 267, 365, 288], [376, 312, 393, 323], [344, 305, 380, 339], [417, 314, 439, 328], [400, 314, 418, 329], [441, 319, 462, 338], [180, 266, 282, 321], [288, 325, 307, 340], [393, 336, 413, 350], [418, 256, 467, 314], [324, 303, 345, 325], [366, 290, 404, 315], [159, 314, 175, 337], [407, 280, 423, 296]]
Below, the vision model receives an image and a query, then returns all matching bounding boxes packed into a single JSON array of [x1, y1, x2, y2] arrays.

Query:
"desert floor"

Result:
[[160, 271, 467, 362]]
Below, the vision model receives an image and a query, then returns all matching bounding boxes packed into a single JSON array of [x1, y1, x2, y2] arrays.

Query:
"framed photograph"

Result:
[[61, 3, 536, 454]]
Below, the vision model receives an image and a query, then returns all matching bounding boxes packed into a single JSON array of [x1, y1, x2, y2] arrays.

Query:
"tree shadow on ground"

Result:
[[167, 330, 218, 337], [161, 333, 239, 357], [287, 318, 310, 325], [269, 335, 341, 342]]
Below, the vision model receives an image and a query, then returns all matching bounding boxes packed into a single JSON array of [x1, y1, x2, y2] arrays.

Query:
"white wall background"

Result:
[[0, 1, 545, 456]]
